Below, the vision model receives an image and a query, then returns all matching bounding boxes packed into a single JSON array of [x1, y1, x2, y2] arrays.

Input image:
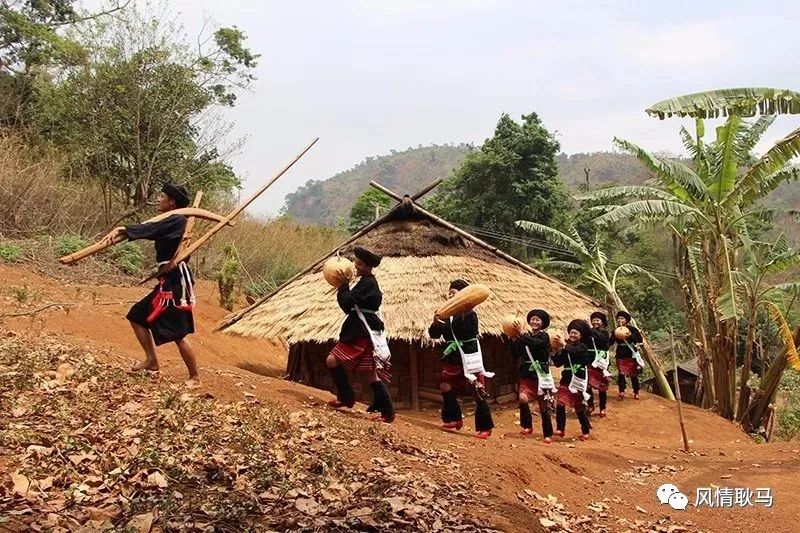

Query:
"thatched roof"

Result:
[[221, 197, 602, 344]]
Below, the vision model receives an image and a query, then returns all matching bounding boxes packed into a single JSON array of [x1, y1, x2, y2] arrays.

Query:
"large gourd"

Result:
[[501, 314, 525, 338], [436, 284, 491, 320], [614, 326, 631, 340], [550, 333, 566, 351], [323, 256, 355, 288]]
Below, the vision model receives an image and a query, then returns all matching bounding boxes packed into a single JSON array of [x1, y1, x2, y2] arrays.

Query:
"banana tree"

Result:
[[581, 88, 800, 420], [718, 236, 800, 421], [515, 220, 676, 401]]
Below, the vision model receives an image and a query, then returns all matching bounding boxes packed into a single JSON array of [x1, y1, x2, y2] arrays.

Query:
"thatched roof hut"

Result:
[[221, 192, 602, 409]]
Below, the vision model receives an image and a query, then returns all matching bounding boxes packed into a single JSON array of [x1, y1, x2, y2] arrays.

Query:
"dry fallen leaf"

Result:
[[147, 471, 168, 489], [55, 362, 75, 382], [11, 472, 30, 496], [295, 497, 320, 515], [127, 512, 155, 533]]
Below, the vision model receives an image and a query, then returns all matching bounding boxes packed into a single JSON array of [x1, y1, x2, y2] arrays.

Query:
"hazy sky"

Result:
[[91, 0, 800, 215]]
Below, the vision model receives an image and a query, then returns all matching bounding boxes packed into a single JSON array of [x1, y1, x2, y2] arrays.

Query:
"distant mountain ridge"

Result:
[[281, 145, 665, 226]]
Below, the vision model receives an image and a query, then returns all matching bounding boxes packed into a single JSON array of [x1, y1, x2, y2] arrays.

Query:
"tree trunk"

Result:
[[735, 308, 757, 421], [742, 324, 799, 436]]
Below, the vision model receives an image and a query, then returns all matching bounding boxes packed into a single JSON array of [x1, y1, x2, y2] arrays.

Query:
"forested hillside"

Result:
[[283, 146, 649, 225]]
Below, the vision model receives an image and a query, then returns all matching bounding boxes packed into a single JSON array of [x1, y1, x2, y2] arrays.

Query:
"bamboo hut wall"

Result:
[[286, 336, 519, 407]]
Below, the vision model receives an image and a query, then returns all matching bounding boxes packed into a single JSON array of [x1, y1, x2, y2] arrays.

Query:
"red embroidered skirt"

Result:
[[330, 337, 391, 383], [557, 384, 583, 409], [518, 377, 540, 399], [616, 357, 640, 378], [440, 363, 486, 394], [588, 367, 610, 391]]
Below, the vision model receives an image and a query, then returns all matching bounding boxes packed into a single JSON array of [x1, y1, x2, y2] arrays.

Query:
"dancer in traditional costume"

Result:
[[511, 309, 556, 443], [326, 246, 395, 423], [102, 183, 200, 387], [587, 311, 611, 417], [429, 279, 494, 439], [610, 311, 644, 400], [552, 319, 594, 441]]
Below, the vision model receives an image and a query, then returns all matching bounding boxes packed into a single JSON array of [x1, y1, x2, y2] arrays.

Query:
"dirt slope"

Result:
[[1, 264, 799, 532]]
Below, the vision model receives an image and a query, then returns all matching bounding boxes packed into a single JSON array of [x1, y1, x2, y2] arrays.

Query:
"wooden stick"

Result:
[[369, 180, 603, 306], [154, 137, 318, 280], [138, 191, 203, 284], [58, 207, 233, 264], [411, 177, 444, 201], [216, 194, 396, 331], [58, 234, 127, 265], [670, 326, 690, 452]]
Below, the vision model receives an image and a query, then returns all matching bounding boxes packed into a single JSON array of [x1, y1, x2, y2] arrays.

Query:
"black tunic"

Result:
[[590, 328, 611, 352], [552, 342, 593, 385], [609, 325, 643, 358], [124, 214, 194, 346], [124, 214, 186, 263], [428, 312, 479, 366], [337, 274, 384, 343], [511, 331, 550, 379]]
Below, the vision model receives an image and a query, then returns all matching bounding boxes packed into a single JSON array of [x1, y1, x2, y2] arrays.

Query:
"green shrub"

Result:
[[56, 235, 89, 257], [0, 242, 23, 263], [244, 280, 274, 298], [111, 241, 144, 275], [217, 244, 241, 311]]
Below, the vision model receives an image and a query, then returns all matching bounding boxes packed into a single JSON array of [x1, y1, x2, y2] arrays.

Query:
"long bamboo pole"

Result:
[[411, 177, 443, 201], [58, 207, 232, 264], [369, 180, 604, 307], [670, 327, 690, 452], [139, 137, 319, 284], [216, 197, 400, 331]]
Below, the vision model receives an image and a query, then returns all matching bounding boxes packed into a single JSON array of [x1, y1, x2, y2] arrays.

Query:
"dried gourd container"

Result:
[[501, 314, 525, 338], [323, 256, 355, 288], [614, 326, 631, 340], [436, 284, 491, 320]]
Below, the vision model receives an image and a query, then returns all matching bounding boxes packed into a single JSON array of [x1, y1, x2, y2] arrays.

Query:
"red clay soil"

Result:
[[1, 264, 799, 532]]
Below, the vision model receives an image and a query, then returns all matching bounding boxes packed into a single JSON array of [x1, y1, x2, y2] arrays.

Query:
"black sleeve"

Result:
[[124, 214, 185, 241], [464, 311, 479, 337], [428, 320, 446, 339], [552, 348, 568, 368], [336, 284, 354, 313], [629, 326, 643, 344]]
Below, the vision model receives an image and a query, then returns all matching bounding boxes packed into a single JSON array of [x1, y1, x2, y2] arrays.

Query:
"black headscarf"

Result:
[[449, 279, 469, 291], [526, 309, 551, 330], [161, 183, 190, 208], [567, 319, 592, 343], [353, 246, 381, 268], [616, 310, 632, 323], [590, 311, 608, 327]]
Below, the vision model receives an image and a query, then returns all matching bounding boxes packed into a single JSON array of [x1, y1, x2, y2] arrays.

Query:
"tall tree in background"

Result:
[[348, 189, 391, 233], [427, 113, 570, 254]]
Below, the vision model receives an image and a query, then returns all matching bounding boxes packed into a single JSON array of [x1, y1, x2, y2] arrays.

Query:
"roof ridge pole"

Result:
[[368, 181, 601, 306]]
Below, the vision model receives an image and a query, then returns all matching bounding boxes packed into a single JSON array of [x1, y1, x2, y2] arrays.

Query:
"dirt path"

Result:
[[1, 264, 799, 532]]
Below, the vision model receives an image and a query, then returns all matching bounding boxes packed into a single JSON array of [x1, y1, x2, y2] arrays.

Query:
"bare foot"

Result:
[[184, 378, 202, 389], [128, 361, 159, 374]]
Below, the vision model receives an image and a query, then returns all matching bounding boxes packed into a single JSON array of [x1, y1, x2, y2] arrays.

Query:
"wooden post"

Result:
[[410, 344, 420, 411], [670, 327, 690, 452]]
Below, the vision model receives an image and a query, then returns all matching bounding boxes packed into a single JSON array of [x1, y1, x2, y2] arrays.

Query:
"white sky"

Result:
[[88, 0, 800, 215]]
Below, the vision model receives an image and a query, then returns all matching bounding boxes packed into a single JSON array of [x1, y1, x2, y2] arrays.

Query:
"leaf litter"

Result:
[[0, 332, 495, 531]]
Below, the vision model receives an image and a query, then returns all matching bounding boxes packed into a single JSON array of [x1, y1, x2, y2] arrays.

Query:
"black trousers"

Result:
[[586, 387, 607, 411], [556, 403, 591, 435], [617, 374, 640, 393], [520, 398, 553, 437]]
